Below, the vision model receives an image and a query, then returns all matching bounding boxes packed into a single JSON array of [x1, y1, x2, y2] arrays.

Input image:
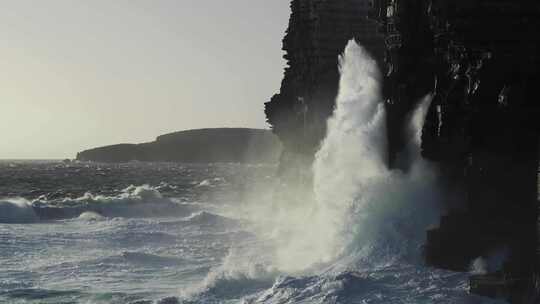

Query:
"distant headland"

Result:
[[76, 128, 282, 164]]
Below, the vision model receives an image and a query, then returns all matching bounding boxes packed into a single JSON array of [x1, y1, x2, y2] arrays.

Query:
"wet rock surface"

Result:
[[267, 1, 540, 301]]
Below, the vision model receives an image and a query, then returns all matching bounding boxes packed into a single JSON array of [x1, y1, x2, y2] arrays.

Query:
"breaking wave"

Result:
[[181, 249, 278, 302], [1, 42, 505, 304], [236, 40, 442, 274], [183, 41, 502, 304], [77, 211, 106, 221], [0, 185, 194, 223], [183, 211, 241, 228], [0, 198, 38, 223]]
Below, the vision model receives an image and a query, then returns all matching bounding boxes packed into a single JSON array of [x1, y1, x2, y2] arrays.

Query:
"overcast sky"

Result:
[[0, 0, 290, 159]]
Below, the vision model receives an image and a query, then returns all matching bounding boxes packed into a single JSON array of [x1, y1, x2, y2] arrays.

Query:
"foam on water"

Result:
[[237, 41, 440, 274], [77, 211, 106, 221], [0, 185, 195, 222], [0, 198, 38, 223], [0, 43, 506, 304], [311, 41, 441, 270], [186, 41, 504, 304]]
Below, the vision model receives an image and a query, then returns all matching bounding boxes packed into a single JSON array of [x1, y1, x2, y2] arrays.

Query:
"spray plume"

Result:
[[240, 41, 441, 274]]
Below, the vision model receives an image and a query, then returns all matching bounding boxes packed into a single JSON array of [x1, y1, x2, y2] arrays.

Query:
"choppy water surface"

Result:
[[0, 161, 271, 303], [0, 160, 504, 304], [0, 42, 506, 304]]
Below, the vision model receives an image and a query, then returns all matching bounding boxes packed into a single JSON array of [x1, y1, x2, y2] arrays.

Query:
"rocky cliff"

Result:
[[268, 0, 540, 302], [265, 0, 384, 177], [374, 1, 540, 301], [76, 128, 282, 164]]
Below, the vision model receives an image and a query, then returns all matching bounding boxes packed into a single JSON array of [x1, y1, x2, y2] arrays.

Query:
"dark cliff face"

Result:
[[373, 0, 540, 293], [269, 0, 540, 301], [265, 0, 384, 158]]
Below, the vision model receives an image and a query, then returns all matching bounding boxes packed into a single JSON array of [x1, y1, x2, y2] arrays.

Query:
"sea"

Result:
[[0, 41, 506, 304]]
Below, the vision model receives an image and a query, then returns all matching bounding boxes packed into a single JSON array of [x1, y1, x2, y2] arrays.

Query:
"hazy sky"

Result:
[[0, 0, 290, 159]]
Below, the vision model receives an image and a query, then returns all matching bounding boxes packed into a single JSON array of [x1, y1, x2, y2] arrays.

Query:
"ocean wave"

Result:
[[106, 230, 180, 248], [244, 267, 505, 304], [185, 273, 273, 303], [181, 249, 278, 302], [120, 251, 190, 267], [0, 288, 81, 301], [33, 249, 192, 279], [155, 212, 243, 232], [0, 198, 38, 223], [245, 272, 363, 304], [77, 211, 106, 221], [183, 211, 240, 228], [176, 42, 505, 304], [0, 185, 196, 223], [194, 177, 226, 188]]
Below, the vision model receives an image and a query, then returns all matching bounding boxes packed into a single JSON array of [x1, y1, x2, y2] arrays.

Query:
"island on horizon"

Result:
[[76, 128, 282, 164]]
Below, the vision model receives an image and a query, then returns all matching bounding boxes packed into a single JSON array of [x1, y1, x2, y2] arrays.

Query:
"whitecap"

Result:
[[77, 211, 105, 221], [0, 198, 38, 223]]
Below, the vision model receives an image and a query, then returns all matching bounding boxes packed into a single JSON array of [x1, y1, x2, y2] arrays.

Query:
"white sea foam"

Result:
[[186, 40, 455, 303], [0, 198, 38, 223], [0, 41, 503, 304], [239, 41, 441, 273], [469, 247, 509, 275], [180, 248, 278, 301], [0, 185, 194, 222], [77, 211, 105, 221]]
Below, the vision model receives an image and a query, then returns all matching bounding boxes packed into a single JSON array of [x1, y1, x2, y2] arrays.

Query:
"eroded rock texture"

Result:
[[269, 0, 540, 301], [265, 0, 384, 175], [372, 1, 540, 300]]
